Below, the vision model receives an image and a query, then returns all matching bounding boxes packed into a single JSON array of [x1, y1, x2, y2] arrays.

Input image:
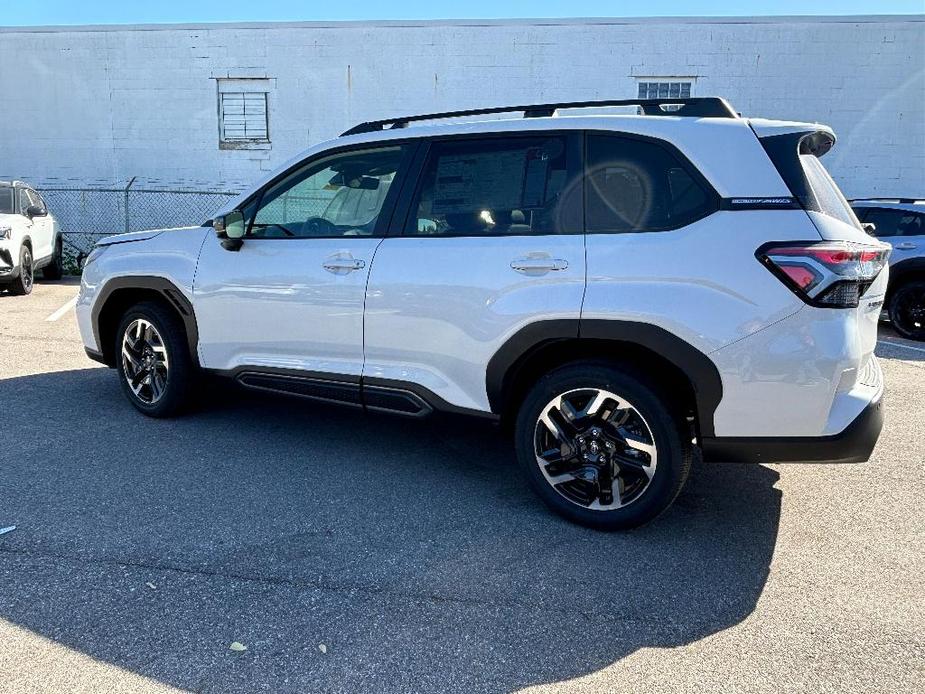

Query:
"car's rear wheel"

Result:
[[43, 236, 64, 280], [888, 280, 925, 341], [8, 245, 34, 295], [514, 362, 692, 530], [115, 301, 193, 417]]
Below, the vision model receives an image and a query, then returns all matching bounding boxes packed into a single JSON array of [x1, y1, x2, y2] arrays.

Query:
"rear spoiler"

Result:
[[749, 121, 840, 219]]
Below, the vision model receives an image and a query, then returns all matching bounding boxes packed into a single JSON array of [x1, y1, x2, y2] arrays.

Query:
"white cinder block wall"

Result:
[[0, 16, 922, 196]]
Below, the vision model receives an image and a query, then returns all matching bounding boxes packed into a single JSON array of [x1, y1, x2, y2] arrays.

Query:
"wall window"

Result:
[[409, 136, 580, 236], [217, 79, 271, 148], [585, 135, 715, 233], [637, 80, 692, 100]]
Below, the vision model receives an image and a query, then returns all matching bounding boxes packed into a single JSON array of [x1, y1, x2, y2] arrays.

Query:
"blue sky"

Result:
[[3, 0, 922, 26]]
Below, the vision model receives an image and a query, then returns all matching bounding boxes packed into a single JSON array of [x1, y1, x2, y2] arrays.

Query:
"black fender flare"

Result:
[[92, 276, 200, 367], [486, 319, 723, 437]]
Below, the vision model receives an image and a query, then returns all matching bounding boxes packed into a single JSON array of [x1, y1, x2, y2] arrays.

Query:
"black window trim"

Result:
[[582, 128, 721, 235], [235, 139, 421, 241], [390, 130, 585, 239]]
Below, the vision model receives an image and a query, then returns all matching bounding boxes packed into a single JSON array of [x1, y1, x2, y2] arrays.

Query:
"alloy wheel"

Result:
[[893, 286, 925, 340], [121, 318, 170, 404], [21, 250, 33, 292], [534, 388, 658, 511]]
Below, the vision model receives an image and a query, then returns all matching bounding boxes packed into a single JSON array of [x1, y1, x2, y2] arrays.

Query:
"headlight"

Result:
[[0, 226, 11, 240]]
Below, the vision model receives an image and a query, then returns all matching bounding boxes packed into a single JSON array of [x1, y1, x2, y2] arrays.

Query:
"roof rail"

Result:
[[849, 197, 923, 204], [340, 97, 738, 136]]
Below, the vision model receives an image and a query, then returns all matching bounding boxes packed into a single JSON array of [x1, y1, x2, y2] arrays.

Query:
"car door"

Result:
[[21, 188, 53, 261], [194, 143, 413, 384], [862, 207, 924, 264], [363, 132, 585, 412]]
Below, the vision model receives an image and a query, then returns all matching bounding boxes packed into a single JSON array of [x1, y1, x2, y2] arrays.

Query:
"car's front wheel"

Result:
[[888, 280, 925, 341], [514, 362, 692, 530], [115, 301, 193, 417]]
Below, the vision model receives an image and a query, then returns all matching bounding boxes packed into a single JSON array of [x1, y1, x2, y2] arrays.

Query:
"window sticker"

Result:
[[432, 149, 529, 214]]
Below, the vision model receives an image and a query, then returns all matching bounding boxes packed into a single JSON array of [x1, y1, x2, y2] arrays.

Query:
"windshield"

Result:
[[0, 188, 13, 214]]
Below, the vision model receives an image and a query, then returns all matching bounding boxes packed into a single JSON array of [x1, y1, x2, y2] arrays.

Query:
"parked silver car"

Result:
[[851, 198, 925, 340]]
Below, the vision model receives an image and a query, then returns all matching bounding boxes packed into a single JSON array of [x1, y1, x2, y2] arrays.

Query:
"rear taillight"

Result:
[[757, 241, 890, 308]]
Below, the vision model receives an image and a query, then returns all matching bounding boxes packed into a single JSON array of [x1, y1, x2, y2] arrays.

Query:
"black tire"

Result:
[[8, 245, 34, 295], [514, 361, 692, 530], [888, 280, 925, 341], [42, 236, 64, 280], [115, 301, 193, 417]]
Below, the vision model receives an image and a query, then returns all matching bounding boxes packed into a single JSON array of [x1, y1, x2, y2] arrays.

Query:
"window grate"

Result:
[[637, 81, 692, 112], [220, 92, 269, 142]]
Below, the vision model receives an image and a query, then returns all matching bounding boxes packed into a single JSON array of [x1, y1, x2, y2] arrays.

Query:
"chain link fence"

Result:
[[38, 183, 240, 268]]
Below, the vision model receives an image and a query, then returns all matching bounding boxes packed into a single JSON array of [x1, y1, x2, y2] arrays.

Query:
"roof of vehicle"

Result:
[[213, 100, 835, 218], [0, 180, 30, 188], [850, 199, 925, 212]]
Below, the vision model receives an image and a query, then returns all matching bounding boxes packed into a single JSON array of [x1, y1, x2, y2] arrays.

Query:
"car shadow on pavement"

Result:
[[0, 368, 782, 693]]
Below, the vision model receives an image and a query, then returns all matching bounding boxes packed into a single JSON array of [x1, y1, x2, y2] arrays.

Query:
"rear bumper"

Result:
[[701, 390, 883, 464]]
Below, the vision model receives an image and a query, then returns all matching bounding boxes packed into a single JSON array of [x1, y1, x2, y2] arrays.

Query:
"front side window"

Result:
[[585, 134, 715, 233], [249, 146, 405, 238], [27, 189, 46, 214], [408, 135, 579, 236]]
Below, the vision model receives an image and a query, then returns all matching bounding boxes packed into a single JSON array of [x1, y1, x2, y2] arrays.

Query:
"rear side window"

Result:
[[585, 135, 715, 233], [862, 208, 925, 238], [407, 135, 580, 236]]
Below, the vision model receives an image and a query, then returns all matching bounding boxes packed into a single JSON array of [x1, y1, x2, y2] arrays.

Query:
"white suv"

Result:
[[76, 98, 890, 529], [0, 181, 64, 294]]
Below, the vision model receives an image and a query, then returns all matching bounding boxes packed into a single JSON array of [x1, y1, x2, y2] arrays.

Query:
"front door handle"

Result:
[[895, 242, 917, 250], [323, 255, 366, 274], [510, 257, 569, 274]]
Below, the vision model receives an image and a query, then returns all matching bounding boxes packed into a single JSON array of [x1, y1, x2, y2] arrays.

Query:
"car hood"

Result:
[[95, 226, 200, 247]]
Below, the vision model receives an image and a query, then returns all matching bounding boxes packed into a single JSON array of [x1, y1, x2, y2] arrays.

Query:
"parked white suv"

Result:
[[0, 180, 64, 294], [76, 98, 890, 529]]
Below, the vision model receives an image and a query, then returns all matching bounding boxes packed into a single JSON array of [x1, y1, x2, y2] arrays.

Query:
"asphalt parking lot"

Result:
[[1, 279, 923, 693]]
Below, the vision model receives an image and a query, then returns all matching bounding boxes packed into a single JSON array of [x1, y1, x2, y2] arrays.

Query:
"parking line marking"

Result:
[[877, 339, 925, 355], [45, 295, 78, 322]]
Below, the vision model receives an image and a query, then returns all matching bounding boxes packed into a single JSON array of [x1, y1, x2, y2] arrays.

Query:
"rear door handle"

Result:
[[510, 257, 569, 274], [323, 256, 366, 274], [895, 242, 917, 250]]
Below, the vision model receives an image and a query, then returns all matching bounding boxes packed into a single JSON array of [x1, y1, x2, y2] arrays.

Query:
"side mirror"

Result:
[[862, 222, 877, 236], [26, 204, 45, 218], [214, 210, 246, 251]]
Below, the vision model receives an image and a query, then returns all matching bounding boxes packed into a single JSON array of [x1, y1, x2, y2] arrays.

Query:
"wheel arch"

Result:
[[486, 320, 723, 437], [887, 258, 925, 299], [93, 276, 199, 367]]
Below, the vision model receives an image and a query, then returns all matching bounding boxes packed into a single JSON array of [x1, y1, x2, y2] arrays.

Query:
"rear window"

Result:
[[799, 153, 859, 227], [759, 130, 861, 229], [0, 188, 13, 214]]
